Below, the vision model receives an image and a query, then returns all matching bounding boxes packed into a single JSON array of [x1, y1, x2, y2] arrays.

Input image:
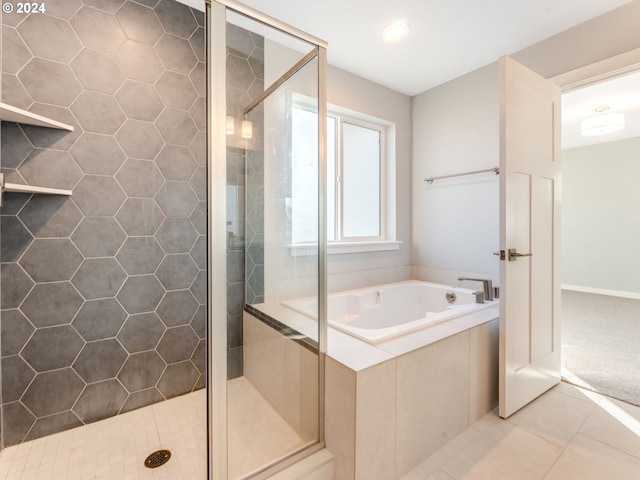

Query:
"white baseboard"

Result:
[[561, 284, 640, 300]]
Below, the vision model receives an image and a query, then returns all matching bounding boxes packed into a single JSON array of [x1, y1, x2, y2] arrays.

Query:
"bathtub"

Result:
[[281, 280, 497, 344]]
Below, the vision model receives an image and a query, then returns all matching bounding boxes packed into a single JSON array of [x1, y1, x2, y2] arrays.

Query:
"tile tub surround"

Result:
[[0, 0, 206, 448], [325, 316, 499, 480]]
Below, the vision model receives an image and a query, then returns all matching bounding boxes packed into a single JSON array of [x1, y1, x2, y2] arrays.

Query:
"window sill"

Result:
[[289, 240, 401, 257]]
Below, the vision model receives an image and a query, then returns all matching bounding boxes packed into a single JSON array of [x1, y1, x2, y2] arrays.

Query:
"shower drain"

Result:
[[144, 449, 172, 468]]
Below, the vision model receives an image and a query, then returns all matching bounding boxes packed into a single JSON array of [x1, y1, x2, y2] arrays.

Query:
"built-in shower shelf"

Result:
[[0, 173, 72, 207], [0, 101, 74, 131]]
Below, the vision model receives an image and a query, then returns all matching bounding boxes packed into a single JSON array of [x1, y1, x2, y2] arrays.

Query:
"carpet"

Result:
[[561, 290, 640, 406]]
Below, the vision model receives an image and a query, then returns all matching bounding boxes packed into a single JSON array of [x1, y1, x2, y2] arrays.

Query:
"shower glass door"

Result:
[[209, 2, 327, 479]]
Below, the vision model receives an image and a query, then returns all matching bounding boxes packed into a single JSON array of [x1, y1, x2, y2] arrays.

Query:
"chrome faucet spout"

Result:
[[458, 277, 494, 303]]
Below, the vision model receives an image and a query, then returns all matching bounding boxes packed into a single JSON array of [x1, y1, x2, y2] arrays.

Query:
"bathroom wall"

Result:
[[411, 0, 640, 287], [562, 137, 640, 297], [0, 0, 205, 448]]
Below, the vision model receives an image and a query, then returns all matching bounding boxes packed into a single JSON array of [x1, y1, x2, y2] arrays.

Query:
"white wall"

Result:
[[411, 0, 640, 287], [562, 137, 640, 296], [411, 63, 500, 286]]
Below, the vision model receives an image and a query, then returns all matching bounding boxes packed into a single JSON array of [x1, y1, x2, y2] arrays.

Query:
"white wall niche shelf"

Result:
[[0, 174, 72, 208], [0, 102, 74, 131]]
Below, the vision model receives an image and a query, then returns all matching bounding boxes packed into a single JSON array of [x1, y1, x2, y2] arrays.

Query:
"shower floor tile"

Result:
[[0, 390, 207, 480], [0, 377, 311, 479]]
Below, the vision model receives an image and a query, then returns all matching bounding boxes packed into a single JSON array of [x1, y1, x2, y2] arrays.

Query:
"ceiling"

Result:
[[183, 0, 639, 149]]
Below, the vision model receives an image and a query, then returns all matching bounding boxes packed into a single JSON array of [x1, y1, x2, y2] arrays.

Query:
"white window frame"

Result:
[[290, 98, 400, 256]]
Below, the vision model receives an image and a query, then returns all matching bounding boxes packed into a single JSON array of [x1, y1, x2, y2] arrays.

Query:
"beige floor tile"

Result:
[[441, 423, 563, 480], [544, 433, 640, 480], [506, 390, 596, 447], [579, 395, 640, 459]]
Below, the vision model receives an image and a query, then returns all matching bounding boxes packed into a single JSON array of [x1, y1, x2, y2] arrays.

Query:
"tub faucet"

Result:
[[458, 277, 494, 303]]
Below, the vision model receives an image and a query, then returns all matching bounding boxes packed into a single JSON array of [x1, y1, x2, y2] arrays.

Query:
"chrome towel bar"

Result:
[[424, 166, 499, 184]]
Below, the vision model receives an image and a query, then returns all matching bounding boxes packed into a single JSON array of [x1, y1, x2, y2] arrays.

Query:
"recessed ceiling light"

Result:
[[382, 20, 410, 43]]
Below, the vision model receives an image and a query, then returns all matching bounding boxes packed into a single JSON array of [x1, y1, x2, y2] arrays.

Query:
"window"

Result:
[[291, 102, 399, 254]]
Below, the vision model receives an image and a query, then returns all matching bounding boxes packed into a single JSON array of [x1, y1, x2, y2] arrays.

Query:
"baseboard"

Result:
[[562, 284, 640, 300]]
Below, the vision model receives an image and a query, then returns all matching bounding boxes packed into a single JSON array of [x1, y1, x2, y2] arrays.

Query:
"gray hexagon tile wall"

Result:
[[0, 0, 225, 449]]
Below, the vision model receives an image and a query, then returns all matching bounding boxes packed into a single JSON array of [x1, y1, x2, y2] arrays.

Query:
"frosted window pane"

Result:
[[342, 122, 380, 237]]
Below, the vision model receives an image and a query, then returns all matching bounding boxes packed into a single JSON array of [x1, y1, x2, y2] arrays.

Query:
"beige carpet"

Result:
[[561, 290, 640, 406]]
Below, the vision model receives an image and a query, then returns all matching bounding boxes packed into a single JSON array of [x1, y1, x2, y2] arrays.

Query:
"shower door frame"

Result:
[[206, 1, 328, 478]]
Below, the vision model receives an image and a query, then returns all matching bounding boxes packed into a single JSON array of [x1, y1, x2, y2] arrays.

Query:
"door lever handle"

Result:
[[508, 248, 532, 261]]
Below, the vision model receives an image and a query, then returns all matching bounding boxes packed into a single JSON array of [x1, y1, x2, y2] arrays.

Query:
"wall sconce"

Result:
[[225, 116, 235, 135], [581, 105, 625, 136], [241, 120, 253, 139]]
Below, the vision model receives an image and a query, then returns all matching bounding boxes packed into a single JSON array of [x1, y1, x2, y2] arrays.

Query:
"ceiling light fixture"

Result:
[[580, 105, 625, 136], [382, 20, 410, 43]]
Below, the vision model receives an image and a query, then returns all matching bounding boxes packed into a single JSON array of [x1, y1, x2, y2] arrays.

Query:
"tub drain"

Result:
[[144, 449, 171, 468]]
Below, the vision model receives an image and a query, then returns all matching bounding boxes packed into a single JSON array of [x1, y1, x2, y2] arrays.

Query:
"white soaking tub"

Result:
[[282, 280, 497, 344]]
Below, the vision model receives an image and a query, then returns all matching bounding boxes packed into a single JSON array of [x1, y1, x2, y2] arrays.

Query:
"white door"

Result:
[[499, 56, 562, 418]]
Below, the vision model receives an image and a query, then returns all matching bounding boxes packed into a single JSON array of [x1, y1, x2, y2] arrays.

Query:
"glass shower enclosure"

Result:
[[207, 1, 327, 478]]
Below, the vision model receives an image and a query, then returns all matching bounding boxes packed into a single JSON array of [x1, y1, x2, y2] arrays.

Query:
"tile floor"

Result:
[[0, 377, 309, 480], [402, 382, 640, 480]]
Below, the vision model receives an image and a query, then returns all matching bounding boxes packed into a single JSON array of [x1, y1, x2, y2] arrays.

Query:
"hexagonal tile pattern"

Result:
[[2, 73, 33, 110], [157, 326, 198, 364], [71, 91, 126, 134], [73, 176, 126, 216], [19, 239, 83, 283], [73, 379, 128, 423], [115, 40, 164, 84], [118, 350, 166, 392], [2, 26, 31, 75], [1, 123, 32, 169], [116, 159, 165, 197], [117, 312, 165, 353], [72, 298, 127, 342], [2, 402, 36, 446], [191, 269, 206, 304], [154, 108, 197, 146], [155, 34, 197, 75], [39, 0, 83, 19], [155, 217, 197, 254], [117, 276, 165, 314], [190, 167, 206, 200], [22, 369, 85, 418], [19, 149, 82, 191], [70, 6, 126, 54], [191, 339, 205, 374], [154, 0, 197, 39], [121, 389, 163, 413], [0, 216, 33, 263], [18, 14, 82, 63], [2, 356, 35, 402], [157, 360, 198, 399], [70, 133, 126, 175], [155, 71, 197, 110], [83, 0, 125, 14], [116, 237, 164, 275], [0, 263, 34, 309], [21, 282, 83, 327], [189, 62, 205, 97], [25, 412, 83, 443], [21, 104, 83, 151], [189, 201, 206, 235], [1, 309, 35, 356], [189, 97, 205, 131], [190, 305, 205, 340], [115, 119, 164, 160], [19, 196, 83, 238], [115, 80, 164, 121], [154, 145, 197, 181], [189, 27, 204, 62], [18, 58, 82, 107], [73, 339, 128, 383], [71, 258, 127, 300], [156, 289, 198, 327], [71, 217, 126, 257], [115, 198, 164, 236], [227, 54, 256, 92], [70, 49, 125, 94], [22, 326, 85, 372], [190, 235, 206, 269], [190, 131, 206, 166], [116, 1, 163, 45], [156, 254, 198, 290], [155, 182, 197, 218]]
